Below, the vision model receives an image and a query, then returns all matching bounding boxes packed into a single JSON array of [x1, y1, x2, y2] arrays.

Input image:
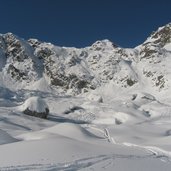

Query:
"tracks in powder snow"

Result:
[[0, 153, 154, 171], [0, 125, 171, 171], [1, 109, 171, 170], [123, 142, 171, 163], [85, 125, 171, 164]]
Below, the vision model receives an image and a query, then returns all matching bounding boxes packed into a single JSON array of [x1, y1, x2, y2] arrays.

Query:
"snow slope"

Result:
[[1, 23, 171, 170]]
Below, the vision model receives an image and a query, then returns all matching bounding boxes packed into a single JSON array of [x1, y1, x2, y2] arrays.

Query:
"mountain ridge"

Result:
[[0, 23, 171, 95]]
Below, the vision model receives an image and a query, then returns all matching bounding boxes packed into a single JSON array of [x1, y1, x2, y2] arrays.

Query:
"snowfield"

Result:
[[1, 93, 171, 171], [1, 23, 171, 170]]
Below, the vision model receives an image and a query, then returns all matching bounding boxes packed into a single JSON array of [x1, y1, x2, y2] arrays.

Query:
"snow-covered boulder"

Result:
[[87, 93, 103, 103], [21, 96, 49, 119], [131, 92, 156, 106]]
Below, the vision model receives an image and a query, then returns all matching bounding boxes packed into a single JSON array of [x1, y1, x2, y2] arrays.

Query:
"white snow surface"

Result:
[[1, 23, 171, 170]]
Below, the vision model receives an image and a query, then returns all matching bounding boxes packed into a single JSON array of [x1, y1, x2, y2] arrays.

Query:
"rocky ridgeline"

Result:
[[0, 23, 171, 94]]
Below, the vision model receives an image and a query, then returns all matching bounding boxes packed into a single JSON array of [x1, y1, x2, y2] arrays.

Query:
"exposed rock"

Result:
[[150, 23, 171, 47], [21, 97, 49, 119]]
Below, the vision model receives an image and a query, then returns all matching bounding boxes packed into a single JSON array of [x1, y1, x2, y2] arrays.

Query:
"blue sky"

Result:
[[0, 0, 171, 48]]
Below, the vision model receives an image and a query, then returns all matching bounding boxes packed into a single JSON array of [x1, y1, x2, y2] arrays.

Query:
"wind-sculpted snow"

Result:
[[0, 23, 171, 170]]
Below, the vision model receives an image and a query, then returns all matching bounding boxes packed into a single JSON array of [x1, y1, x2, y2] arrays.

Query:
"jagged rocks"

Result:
[[150, 23, 171, 47], [7, 64, 27, 80], [23, 108, 49, 119], [28, 39, 41, 48], [35, 46, 54, 59]]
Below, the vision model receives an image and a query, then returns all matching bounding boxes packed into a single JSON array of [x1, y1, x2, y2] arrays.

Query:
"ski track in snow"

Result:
[[0, 153, 155, 171], [123, 142, 171, 162]]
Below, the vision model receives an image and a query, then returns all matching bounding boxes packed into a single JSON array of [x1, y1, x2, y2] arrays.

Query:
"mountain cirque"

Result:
[[0, 23, 171, 170]]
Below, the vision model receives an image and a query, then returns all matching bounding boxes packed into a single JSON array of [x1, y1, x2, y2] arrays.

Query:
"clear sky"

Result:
[[0, 0, 171, 48]]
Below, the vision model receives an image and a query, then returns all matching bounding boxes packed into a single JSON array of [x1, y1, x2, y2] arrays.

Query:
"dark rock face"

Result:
[[0, 33, 40, 83], [135, 23, 171, 90], [150, 23, 171, 47], [28, 39, 41, 48], [126, 78, 137, 86], [4, 33, 29, 62], [23, 107, 49, 119], [139, 24, 171, 61], [7, 64, 27, 80]]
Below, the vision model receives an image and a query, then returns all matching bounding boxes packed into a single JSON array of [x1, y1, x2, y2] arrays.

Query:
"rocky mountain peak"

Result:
[[90, 39, 118, 51], [28, 38, 42, 48], [144, 23, 171, 47]]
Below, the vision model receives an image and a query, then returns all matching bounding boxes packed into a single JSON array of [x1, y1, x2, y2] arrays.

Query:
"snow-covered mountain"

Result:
[[0, 23, 170, 95], [1, 23, 171, 171]]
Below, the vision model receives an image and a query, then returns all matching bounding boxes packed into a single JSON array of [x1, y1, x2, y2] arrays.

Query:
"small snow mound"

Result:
[[114, 112, 129, 124], [20, 96, 49, 119], [92, 118, 116, 125], [26, 77, 51, 92], [131, 92, 156, 105], [87, 94, 103, 103], [16, 131, 56, 141], [92, 112, 129, 125], [45, 123, 104, 141]]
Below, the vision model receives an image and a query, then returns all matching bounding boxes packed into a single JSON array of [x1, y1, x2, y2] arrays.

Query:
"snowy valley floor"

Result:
[[1, 90, 171, 171]]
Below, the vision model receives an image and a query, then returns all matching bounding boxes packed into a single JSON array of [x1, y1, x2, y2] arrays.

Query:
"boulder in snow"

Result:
[[21, 96, 49, 119]]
